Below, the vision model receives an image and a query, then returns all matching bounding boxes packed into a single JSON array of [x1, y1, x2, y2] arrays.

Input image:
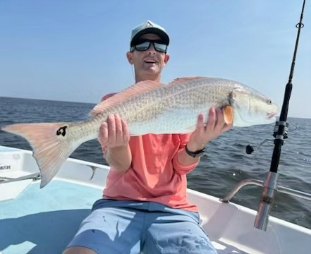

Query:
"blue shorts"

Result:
[[66, 199, 217, 254]]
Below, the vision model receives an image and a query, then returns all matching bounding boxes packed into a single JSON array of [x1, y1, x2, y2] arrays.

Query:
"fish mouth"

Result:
[[267, 112, 277, 119]]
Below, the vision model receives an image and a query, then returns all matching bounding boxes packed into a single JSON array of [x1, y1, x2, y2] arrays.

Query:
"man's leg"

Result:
[[64, 200, 144, 254], [143, 207, 216, 254]]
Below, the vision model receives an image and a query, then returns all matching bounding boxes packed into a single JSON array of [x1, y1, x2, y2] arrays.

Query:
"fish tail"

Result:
[[2, 122, 81, 188], [223, 105, 234, 125]]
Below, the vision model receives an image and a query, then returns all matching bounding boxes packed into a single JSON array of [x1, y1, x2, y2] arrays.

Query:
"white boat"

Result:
[[0, 145, 310, 254]]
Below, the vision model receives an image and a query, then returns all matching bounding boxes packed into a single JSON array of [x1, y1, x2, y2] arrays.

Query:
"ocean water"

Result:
[[0, 96, 310, 229]]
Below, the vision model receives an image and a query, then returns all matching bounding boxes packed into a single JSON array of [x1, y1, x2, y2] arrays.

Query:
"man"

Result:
[[65, 20, 231, 254]]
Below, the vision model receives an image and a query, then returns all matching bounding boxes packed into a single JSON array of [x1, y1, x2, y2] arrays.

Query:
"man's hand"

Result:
[[98, 114, 131, 172], [187, 107, 233, 151], [99, 114, 130, 148]]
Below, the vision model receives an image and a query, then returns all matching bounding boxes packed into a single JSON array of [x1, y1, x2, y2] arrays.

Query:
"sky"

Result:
[[0, 0, 310, 118]]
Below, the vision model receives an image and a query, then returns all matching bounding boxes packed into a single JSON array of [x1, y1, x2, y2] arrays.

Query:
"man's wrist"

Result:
[[186, 141, 206, 152], [185, 144, 205, 158]]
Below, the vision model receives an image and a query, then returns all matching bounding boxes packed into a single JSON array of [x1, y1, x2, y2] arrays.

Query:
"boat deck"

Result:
[[0, 180, 101, 254], [0, 179, 247, 254]]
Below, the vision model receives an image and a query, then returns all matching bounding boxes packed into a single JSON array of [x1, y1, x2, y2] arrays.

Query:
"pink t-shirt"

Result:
[[103, 134, 199, 212]]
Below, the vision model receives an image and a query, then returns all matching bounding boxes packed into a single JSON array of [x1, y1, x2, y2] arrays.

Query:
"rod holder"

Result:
[[254, 172, 279, 231]]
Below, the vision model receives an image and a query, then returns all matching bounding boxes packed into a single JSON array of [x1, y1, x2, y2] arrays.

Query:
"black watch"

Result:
[[185, 145, 205, 158]]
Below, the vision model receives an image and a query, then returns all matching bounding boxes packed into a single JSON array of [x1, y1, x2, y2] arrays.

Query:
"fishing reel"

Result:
[[245, 139, 272, 155], [245, 121, 289, 155]]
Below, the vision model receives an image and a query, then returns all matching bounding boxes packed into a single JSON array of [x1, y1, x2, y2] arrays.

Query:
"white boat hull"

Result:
[[0, 146, 310, 253]]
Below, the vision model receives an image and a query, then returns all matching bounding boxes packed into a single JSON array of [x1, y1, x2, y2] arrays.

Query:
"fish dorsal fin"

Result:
[[169, 77, 204, 86], [90, 80, 164, 116]]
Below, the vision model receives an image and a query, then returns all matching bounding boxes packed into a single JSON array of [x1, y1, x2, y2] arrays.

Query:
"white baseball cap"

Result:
[[130, 20, 170, 47]]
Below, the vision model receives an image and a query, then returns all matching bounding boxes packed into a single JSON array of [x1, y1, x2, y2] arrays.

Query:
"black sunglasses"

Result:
[[130, 39, 168, 53]]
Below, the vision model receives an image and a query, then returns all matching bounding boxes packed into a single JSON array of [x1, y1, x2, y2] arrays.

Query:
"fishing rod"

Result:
[[254, 0, 306, 230]]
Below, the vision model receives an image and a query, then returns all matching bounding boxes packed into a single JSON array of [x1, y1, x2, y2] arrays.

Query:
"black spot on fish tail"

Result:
[[56, 126, 68, 136]]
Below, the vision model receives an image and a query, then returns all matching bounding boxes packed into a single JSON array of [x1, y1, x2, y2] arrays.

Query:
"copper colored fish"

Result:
[[2, 77, 278, 187]]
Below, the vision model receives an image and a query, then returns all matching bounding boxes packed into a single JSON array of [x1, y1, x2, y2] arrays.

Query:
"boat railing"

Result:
[[221, 172, 311, 230], [221, 178, 311, 202], [0, 172, 41, 184]]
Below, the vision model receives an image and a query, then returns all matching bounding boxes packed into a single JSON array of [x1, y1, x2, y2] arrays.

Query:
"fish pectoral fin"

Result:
[[90, 80, 164, 116], [223, 105, 234, 125]]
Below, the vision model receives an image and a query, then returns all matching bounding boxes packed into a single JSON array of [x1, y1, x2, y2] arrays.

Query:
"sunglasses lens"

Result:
[[135, 41, 151, 51], [154, 43, 167, 53], [132, 40, 167, 53]]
